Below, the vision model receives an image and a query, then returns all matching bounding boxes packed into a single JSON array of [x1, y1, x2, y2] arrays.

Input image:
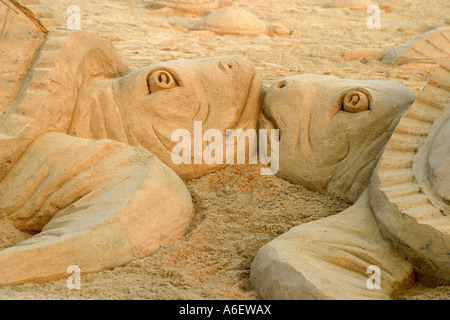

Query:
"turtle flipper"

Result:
[[371, 60, 450, 286], [250, 190, 415, 300], [382, 27, 450, 65], [0, 133, 193, 286]]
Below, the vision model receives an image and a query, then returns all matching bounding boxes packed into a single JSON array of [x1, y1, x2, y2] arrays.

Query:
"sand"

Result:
[[0, 0, 448, 300]]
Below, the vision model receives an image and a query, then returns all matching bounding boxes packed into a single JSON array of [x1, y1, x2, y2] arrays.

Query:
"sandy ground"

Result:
[[0, 0, 449, 300]]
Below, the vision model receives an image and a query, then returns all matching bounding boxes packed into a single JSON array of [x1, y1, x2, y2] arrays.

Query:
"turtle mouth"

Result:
[[151, 70, 263, 156]]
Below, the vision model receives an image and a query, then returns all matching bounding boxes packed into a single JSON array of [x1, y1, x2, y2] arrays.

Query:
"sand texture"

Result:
[[0, 0, 448, 300]]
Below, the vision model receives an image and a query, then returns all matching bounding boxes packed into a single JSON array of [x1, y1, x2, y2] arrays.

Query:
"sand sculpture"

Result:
[[258, 74, 417, 203], [251, 62, 450, 299], [343, 48, 385, 62], [371, 61, 450, 286], [0, 0, 447, 301], [147, 0, 233, 15], [382, 27, 450, 65], [188, 7, 291, 36], [0, 0, 261, 286], [319, 0, 371, 8], [317, 0, 392, 13]]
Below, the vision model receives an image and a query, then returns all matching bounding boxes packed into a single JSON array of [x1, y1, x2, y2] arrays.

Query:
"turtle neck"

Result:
[[68, 79, 130, 145]]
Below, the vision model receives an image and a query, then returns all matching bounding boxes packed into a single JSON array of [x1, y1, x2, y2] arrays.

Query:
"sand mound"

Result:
[[0, 0, 448, 300]]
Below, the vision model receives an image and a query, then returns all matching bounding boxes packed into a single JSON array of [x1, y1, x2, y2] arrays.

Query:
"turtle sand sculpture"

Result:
[[257, 74, 417, 203], [251, 63, 450, 299], [0, 0, 262, 286], [147, 0, 233, 15], [188, 7, 291, 37], [345, 27, 450, 65], [317, 0, 372, 9], [382, 26, 450, 65]]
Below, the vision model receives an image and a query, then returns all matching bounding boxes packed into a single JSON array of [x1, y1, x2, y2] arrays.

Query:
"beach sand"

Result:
[[0, 0, 448, 300]]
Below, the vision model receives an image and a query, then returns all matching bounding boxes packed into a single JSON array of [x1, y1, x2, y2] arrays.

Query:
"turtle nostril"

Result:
[[275, 80, 287, 89], [219, 61, 240, 71]]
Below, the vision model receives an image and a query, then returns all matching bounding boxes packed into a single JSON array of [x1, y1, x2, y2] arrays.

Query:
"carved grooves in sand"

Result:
[[415, 28, 450, 61], [0, 0, 68, 141], [377, 61, 450, 234], [9, 0, 58, 32]]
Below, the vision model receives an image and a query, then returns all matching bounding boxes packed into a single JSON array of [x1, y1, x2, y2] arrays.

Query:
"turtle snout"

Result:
[[219, 60, 240, 72]]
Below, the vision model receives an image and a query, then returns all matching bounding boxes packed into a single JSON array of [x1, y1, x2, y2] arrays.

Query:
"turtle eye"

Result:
[[341, 90, 370, 113], [147, 70, 177, 93]]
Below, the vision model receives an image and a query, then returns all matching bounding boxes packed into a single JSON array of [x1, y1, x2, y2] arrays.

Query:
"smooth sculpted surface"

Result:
[[251, 63, 450, 299], [251, 190, 416, 300], [0, 1, 261, 285], [189, 7, 291, 36], [383, 27, 450, 65], [0, 24, 193, 284], [258, 75, 416, 203]]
